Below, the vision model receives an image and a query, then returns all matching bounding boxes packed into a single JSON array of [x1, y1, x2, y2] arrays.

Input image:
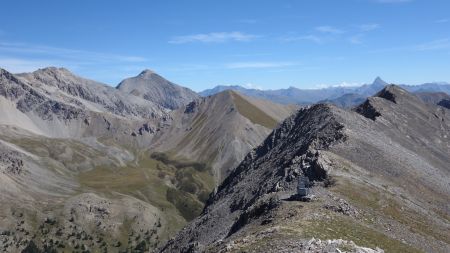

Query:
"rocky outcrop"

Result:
[[438, 99, 450, 109], [0, 150, 24, 175]]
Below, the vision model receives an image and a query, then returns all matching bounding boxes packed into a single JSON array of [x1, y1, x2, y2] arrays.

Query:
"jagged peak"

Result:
[[29, 67, 80, 81], [0, 68, 11, 75], [34, 67, 72, 75], [0, 68, 18, 81], [372, 76, 388, 86]]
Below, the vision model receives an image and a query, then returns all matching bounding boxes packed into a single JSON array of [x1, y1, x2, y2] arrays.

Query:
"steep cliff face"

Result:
[[117, 69, 199, 110], [161, 86, 450, 253]]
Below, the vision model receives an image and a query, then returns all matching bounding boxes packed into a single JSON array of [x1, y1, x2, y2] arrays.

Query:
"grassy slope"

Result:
[[224, 197, 423, 253], [334, 179, 450, 247], [1, 133, 215, 249], [231, 91, 279, 129], [78, 151, 215, 228]]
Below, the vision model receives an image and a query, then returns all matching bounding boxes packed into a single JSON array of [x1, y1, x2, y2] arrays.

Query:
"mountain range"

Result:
[[0, 66, 449, 252], [0, 67, 294, 252], [162, 85, 450, 253], [200, 77, 450, 107]]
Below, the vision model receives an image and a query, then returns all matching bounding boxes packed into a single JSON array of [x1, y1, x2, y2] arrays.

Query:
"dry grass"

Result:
[[231, 91, 278, 129]]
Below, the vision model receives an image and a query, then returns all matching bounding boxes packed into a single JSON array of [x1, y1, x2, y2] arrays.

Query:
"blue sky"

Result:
[[0, 0, 449, 91]]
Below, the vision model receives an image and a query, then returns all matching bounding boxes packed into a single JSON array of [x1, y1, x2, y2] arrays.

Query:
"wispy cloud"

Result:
[[349, 34, 364, 44], [315, 81, 364, 89], [375, 0, 412, 3], [282, 22, 380, 45], [435, 18, 449, 24], [0, 57, 64, 73], [169, 32, 259, 44], [0, 41, 148, 63], [358, 23, 380, 32], [280, 35, 324, 44], [235, 19, 259, 24], [0, 40, 150, 84], [225, 61, 297, 69], [243, 83, 263, 90], [414, 38, 450, 51], [370, 38, 450, 53], [347, 23, 380, 44], [316, 26, 345, 34]]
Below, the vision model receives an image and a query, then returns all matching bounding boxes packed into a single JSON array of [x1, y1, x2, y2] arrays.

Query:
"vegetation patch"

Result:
[[231, 91, 278, 129], [166, 188, 204, 221], [333, 179, 449, 250], [79, 150, 215, 227], [303, 216, 422, 253], [151, 152, 211, 172]]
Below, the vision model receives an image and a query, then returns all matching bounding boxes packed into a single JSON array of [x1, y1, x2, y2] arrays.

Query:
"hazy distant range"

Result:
[[200, 77, 450, 107]]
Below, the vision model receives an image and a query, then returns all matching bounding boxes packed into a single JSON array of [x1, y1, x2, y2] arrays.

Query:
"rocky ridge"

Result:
[[161, 85, 450, 253]]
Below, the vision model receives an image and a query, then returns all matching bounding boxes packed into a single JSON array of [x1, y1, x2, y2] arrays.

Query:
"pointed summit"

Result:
[[372, 76, 388, 87]]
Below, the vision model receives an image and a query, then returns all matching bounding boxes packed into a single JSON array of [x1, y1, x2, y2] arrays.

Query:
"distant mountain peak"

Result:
[[372, 76, 388, 86], [117, 69, 199, 110], [30, 67, 77, 81], [138, 69, 157, 78], [36, 66, 71, 74]]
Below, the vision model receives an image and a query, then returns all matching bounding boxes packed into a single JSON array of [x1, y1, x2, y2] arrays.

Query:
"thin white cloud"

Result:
[[349, 34, 364, 44], [0, 57, 66, 73], [0, 41, 148, 63], [236, 19, 259, 24], [414, 38, 450, 51], [375, 0, 412, 3], [281, 35, 324, 44], [358, 23, 380, 32], [225, 61, 296, 69], [243, 83, 263, 90], [169, 32, 259, 44], [347, 24, 380, 44], [0, 41, 151, 84], [435, 18, 449, 24], [369, 38, 450, 53], [315, 81, 364, 89], [315, 26, 345, 34]]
